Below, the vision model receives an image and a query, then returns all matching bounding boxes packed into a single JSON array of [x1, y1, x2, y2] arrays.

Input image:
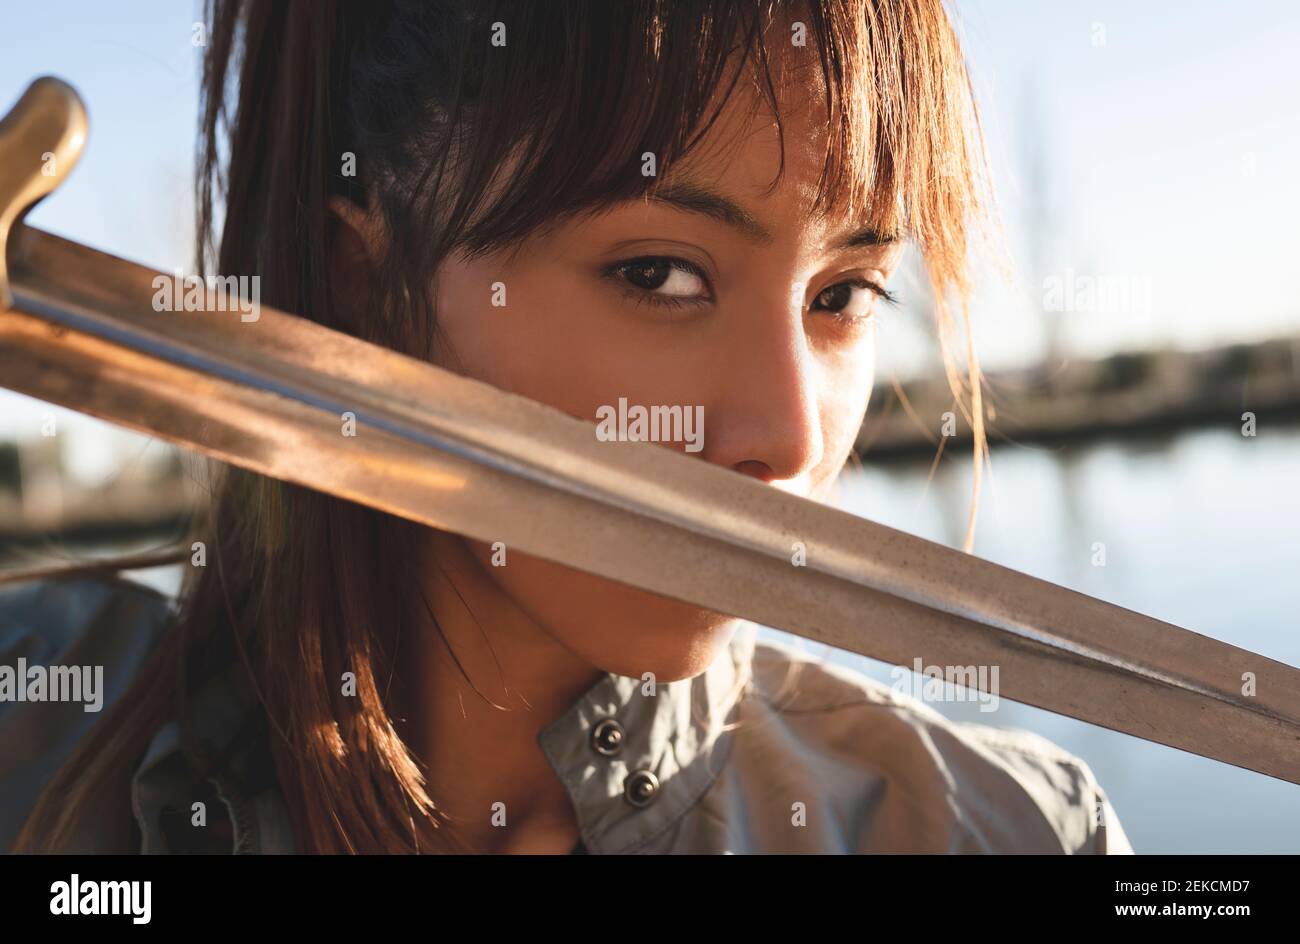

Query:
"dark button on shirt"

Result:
[[623, 769, 660, 807], [590, 718, 624, 756]]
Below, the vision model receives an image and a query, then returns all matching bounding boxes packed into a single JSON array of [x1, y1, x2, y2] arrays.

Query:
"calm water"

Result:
[[759, 422, 1300, 853]]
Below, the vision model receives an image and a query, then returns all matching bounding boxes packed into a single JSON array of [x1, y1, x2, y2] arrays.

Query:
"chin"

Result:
[[600, 591, 742, 683], [488, 550, 743, 682], [553, 566, 748, 686]]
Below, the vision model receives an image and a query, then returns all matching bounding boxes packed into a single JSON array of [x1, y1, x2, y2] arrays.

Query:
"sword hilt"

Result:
[[0, 76, 87, 310]]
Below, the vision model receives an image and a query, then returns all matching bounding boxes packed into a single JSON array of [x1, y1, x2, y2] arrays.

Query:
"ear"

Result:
[[327, 194, 383, 268], [326, 195, 383, 329]]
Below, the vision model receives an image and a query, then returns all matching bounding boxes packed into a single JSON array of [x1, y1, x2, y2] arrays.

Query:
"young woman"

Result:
[[2, 0, 1132, 854]]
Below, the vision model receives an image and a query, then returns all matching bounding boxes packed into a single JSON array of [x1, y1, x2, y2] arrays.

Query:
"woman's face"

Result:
[[428, 71, 904, 683]]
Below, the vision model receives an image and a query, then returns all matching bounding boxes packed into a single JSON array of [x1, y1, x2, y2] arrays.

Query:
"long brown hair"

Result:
[[15, 0, 995, 853]]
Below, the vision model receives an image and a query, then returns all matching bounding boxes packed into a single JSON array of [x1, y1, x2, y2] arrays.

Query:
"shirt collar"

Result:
[[537, 627, 754, 854], [131, 627, 756, 854]]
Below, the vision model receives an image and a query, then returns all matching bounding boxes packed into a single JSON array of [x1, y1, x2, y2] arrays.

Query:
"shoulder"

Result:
[[0, 573, 174, 688], [0, 572, 175, 851], [727, 634, 1133, 854], [0, 571, 174, 650]]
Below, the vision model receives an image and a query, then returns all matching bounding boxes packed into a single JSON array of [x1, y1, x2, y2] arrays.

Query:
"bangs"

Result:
[[395, 0, 992, 302]]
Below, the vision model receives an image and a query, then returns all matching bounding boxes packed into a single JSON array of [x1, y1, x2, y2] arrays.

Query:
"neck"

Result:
[[390, 530, 603, 854]]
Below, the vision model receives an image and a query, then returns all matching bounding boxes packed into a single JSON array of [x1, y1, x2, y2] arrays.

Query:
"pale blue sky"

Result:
[[2, 0, 1298, 459], [947, 0, 1300, 366]]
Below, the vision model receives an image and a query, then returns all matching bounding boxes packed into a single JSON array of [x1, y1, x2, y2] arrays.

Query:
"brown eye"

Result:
[[609, 256, 712, 308], [814, 283, 854, 312], [622, 259, 673, 290], [811, 278, 899, 321]]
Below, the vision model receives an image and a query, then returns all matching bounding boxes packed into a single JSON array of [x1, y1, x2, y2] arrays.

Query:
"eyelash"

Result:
[[604, 255, 900, 321]]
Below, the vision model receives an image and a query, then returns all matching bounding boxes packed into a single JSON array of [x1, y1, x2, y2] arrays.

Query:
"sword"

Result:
[[3, 77, 1298, 785]]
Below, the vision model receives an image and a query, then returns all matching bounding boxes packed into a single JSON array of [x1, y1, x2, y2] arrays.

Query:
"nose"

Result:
[[702, 288, 824, 487]]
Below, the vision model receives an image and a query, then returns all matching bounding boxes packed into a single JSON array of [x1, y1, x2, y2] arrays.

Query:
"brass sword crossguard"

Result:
[[0, 77, 87, 311]]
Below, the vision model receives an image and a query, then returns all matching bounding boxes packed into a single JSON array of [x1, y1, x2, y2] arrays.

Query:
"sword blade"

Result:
[[2, 76, 1297, 786], [2, 224, 1298, 785]]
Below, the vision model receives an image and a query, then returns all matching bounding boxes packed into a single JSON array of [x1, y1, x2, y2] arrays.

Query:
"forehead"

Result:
[[661, 48, 849, 235]]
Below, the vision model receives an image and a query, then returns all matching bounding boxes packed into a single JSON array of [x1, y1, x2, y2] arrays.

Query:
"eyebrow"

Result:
[[645, 181, 897, 251]]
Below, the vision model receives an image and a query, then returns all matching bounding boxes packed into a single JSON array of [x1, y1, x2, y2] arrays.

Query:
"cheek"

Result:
[[431, 258, 546, 390], [432, 256, 642, 423], [810, 328, 877, 492], [829, 323, 877, 423]]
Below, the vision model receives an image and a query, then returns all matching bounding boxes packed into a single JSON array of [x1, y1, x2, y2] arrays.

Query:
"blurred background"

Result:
[[1, 1, 1297, 852]]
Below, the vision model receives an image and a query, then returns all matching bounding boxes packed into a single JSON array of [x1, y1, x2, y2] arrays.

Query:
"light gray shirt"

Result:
[[0, 574, 1133, 853]]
